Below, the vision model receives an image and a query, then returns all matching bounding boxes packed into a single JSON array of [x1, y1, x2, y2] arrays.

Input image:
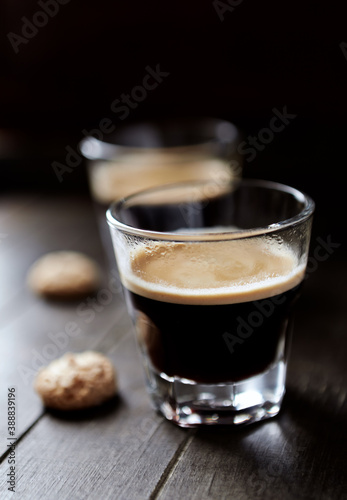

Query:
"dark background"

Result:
[[1, 0, 346, 250]]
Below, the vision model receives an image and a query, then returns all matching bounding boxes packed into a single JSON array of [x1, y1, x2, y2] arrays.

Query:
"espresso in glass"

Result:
[[122, 239, 304, 383], [107, 179, 314, 427]]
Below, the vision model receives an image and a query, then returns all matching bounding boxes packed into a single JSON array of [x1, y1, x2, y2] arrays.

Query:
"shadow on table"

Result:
[[45, 394, 122, 422], [282, 387, 347, 428]]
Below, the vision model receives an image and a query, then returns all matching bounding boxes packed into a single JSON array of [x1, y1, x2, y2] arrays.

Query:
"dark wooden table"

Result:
[[0, 193, 346, 500]]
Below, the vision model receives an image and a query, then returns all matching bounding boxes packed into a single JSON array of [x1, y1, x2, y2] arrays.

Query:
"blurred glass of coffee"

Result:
[[79, 118, 242, 269]]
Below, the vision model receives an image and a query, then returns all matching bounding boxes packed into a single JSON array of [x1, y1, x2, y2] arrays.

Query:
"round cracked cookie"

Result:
[[27, 251, 101, 298], [34, 351, 117, 410]]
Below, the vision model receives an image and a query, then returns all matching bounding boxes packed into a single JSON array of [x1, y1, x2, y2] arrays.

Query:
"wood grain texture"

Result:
[[0, 332, 190, 500], [156, 259, 347, 500], [0, 194, 190, 499], [0, 194, 124, 442], [1, 194, 346, 499]]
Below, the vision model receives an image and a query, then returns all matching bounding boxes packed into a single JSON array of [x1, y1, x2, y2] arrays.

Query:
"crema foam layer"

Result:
[[90, 157, 232, 203], [120, 238, 305, 305]]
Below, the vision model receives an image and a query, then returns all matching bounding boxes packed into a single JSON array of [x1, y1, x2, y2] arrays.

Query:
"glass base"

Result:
[[144, 360, 286, 427]]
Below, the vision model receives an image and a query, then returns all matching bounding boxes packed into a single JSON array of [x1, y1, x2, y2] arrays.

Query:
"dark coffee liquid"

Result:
[[120, 239, 304, 383], [124, 284, 300, 383]]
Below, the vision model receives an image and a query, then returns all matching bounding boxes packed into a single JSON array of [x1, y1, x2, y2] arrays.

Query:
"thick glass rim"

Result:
[[106, 178, 315, 242], [79, 117, 240, 160]]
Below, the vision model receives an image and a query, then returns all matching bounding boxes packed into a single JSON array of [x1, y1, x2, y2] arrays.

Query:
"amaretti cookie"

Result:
[[27, 251, 101, 298], [34, 351, 117, 410]]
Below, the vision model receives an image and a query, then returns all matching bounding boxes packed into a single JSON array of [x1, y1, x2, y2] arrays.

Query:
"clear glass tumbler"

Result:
[[80, 118, 241, 268], [106, 179, 314, 427]]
